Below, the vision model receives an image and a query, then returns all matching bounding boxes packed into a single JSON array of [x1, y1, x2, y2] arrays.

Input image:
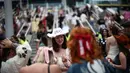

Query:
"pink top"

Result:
[[33, 47, 71, 73]]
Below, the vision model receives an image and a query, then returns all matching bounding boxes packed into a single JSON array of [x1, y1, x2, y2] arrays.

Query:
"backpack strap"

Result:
[[48, 63, 50, 73]]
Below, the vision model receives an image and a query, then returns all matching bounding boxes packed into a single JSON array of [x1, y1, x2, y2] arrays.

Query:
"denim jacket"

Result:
[[67, 59, 106, 73]]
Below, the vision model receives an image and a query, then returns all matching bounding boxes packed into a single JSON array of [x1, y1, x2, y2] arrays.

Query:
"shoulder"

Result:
[[119, 52, 126, 59], [106, 36, 114, 41], [68, 63, 83, 72], [107, 36, 113, 39]]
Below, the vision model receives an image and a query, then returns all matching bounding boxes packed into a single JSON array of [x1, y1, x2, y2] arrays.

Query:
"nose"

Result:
[[59, 37, 62, 41], [25, 50, 27, 54]]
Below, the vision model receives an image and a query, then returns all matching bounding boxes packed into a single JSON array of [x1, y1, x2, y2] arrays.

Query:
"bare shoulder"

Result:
[[107, 36, 113, 40], [50, 64, 62, 73], [119, 52, 126, 58]]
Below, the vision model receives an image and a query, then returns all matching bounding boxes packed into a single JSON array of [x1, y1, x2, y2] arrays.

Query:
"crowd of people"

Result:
[[0, 4, 130, 73]]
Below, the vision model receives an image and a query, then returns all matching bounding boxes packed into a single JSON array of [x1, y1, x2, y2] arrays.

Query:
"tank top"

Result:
[[107, 45, 119, 61]]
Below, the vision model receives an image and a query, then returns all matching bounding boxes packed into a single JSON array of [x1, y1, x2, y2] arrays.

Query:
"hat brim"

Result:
[[47, 31, 67, 38]]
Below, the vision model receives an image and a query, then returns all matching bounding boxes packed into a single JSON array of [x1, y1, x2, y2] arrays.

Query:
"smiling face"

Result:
[[54, 35, 64, 46]]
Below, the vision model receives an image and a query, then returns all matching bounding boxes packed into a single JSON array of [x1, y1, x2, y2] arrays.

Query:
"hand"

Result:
[[1, 38, 13, 48], [106, 57, 113, 63], [109, 62, 115, 68]]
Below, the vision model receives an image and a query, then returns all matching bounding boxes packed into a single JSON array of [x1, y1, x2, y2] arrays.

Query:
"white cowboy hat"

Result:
[[62, 25, 70, 33], [47, 27, 68, 38]]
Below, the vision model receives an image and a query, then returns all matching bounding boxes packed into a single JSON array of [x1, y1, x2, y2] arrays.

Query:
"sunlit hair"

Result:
[[67, 27, 103, 64], [52, 35, 67, 52]]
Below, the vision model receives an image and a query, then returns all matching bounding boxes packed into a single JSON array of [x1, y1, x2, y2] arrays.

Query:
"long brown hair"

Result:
[[67, 27, 103, 64], [52, 35, 67, 52]]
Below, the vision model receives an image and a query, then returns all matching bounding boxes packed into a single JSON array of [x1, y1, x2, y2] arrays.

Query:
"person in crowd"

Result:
[[1, 41, 32, 73], [31, 14, 40, 33], [18, 32, 27, 45], [0, 27, 17, 66], [46, 12, 54, 30], [123, 8, 130, 21], [100, 29, 110, 57], [20, 47, 62, 73], [47, 27, 71, 72], [26, 15, 32, 34], [33, 27, 71, 73], [67, 26, 105, 73], [108, 27, 130, 73], [36, 6, 41, 14], [106, 26, 119, 62], [104, 13, 113, 30], [36, 21, 48, 50], [58, 14, 65, 28], [97, 18, 107, 31], [0, 26, 6, 68], [41, 16, 47, 31], [13, 17, 19, 35], [121, 21, 130, 38], [0, 26, 5, 41], [0, 38, 18, 69]]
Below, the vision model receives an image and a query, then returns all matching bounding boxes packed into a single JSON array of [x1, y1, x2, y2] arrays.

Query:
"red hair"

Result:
[[67, 27, 103, 64], [115, 34, 130, 49]]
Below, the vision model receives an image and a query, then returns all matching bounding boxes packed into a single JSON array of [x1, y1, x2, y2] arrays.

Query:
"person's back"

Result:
[[20, 63, 62, 73], [68, 59, 105, 73]]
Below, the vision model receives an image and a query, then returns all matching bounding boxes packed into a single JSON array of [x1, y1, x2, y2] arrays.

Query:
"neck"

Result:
[[59, 45, 62, 48], [104, 35, 108, 38]]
